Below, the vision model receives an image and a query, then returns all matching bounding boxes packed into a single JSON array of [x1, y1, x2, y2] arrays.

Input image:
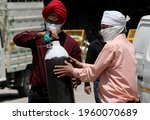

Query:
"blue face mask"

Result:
[[46, 23, 61, 30]]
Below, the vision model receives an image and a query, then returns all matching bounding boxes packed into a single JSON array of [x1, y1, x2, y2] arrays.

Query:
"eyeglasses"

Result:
[[47, 19, 61, 25]]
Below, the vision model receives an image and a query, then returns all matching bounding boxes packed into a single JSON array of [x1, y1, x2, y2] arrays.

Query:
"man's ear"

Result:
[[61, 20, 66, 27]]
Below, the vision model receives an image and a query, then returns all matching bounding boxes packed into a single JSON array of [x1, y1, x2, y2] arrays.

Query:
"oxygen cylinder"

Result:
[[45, 40, 75, 103]]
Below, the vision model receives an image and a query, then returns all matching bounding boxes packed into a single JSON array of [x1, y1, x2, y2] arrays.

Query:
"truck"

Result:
[[0, 0, 44, 97], [133, 15, 150, 103]]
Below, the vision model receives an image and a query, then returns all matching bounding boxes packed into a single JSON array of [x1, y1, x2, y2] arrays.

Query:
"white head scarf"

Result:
[[100, 11, 127, 41], [101, 10, 126, 27]]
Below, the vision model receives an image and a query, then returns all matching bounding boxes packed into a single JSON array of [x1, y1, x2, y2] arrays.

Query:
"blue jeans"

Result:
[[93, 79, 101, 103]]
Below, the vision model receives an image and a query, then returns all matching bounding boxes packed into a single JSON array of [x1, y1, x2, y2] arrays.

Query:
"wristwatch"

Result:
[[44, 30, 52, 43]]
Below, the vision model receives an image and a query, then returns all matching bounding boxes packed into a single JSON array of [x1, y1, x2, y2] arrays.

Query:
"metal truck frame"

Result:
[[0, 0, 44, 97]]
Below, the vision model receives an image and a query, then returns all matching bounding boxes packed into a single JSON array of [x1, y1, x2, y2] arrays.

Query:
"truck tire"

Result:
[[17, 69, 31, 97]]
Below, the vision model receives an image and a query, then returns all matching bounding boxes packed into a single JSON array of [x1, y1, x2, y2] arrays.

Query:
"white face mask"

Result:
[[100, 26, 124, 42], [46, 23, 61, 31]]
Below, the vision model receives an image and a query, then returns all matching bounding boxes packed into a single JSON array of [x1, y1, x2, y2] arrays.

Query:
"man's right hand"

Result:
[[38, 30, 59, 39], [37, 31, 46, 37]]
